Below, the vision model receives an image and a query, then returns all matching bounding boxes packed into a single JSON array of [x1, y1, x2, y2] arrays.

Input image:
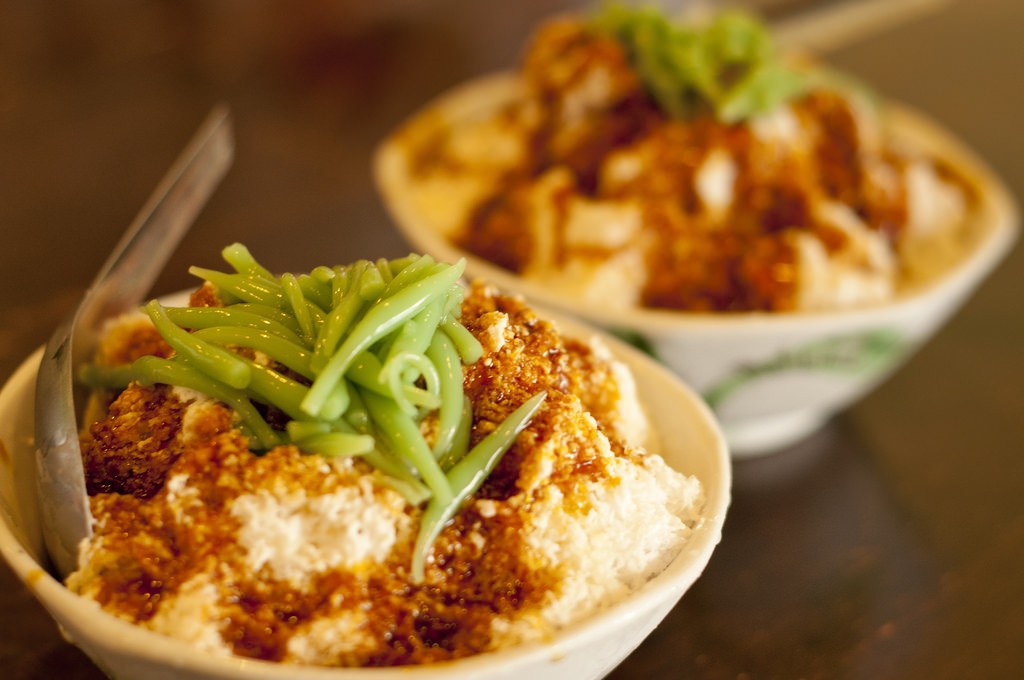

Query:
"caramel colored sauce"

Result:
[[75, 283, 636, 666], [446, 20, 968, 312], [82, 384, 187, 497]]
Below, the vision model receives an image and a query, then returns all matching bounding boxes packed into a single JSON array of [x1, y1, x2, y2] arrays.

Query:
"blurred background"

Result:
[[1, 1, 1021, 678]]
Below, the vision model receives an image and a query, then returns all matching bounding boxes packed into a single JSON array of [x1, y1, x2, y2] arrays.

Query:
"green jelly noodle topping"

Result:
[[80, 243, 547, 582], [591, 2, 812, 123]]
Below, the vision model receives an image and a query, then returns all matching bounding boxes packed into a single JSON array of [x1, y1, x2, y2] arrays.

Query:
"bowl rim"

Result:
[[374, 71, 1020, 336], [0, 309, 731, 678]]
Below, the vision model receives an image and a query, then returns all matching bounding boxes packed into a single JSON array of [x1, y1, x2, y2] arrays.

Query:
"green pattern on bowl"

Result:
[[702, 328, 908, 410]]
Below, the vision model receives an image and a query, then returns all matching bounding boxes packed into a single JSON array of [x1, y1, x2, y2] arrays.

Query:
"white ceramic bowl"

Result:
[[0, 311, 730, 680], [374, 73, 1019, 456]]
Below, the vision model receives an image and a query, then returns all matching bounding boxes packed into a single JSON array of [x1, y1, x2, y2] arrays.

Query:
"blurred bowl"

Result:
[[0, 308, 730, 680], [374, 72, 1019, 456]]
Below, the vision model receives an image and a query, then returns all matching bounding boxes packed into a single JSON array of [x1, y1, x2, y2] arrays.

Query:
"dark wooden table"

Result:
[[2, 1, 1021, 678]]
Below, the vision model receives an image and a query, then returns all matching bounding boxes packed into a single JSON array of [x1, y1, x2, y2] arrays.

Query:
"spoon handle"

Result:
[[772, 0, 952, 53], [34, 105, 234, 577]]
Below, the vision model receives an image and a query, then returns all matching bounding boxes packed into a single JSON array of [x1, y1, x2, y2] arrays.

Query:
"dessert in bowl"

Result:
[[374, 6, 1019, 455], [0, 245, 729, 679]]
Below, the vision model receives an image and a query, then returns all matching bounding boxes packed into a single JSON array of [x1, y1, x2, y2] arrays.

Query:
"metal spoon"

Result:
[[673, 0, 951, 53], [771, 0, 952, 53], [34, 106, 234, 577]]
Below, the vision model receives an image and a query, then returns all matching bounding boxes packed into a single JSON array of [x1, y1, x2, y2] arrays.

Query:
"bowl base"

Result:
[[723, 410, 826, 458]]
